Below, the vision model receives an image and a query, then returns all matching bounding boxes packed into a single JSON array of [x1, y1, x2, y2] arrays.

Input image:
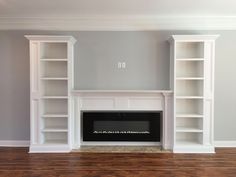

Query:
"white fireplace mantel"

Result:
[[71, 90, 173, 150]]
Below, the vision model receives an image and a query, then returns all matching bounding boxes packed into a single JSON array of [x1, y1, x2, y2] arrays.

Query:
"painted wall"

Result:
[[0, 30, 235, 141]]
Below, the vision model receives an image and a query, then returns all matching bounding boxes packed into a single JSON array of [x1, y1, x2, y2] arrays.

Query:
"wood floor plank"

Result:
[[0, 148, 236, 177]]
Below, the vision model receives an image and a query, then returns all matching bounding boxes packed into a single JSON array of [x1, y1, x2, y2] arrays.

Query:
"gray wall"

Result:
[[0, 30, 235, 141], [75, 32, 170, 90]]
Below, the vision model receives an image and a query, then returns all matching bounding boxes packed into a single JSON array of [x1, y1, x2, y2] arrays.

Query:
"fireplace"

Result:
[[82, 111, 161, 142]]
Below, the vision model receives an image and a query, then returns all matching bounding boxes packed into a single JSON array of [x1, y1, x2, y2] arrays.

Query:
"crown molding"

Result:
[[0, 15, 236, 31]]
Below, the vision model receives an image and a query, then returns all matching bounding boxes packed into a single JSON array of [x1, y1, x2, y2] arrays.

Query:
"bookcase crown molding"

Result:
[[25, 35, 77, 44]]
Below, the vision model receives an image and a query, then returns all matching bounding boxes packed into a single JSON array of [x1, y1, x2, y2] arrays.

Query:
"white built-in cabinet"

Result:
[[26, 35, 76, 153], [26, 34, 218, 153], [169, 35, 219, 153]]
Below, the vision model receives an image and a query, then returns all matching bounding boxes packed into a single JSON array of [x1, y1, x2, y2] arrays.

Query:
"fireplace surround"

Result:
[[72, 90, 173, 149]]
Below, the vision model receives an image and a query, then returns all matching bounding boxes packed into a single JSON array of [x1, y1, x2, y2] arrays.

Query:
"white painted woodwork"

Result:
[[26, 35, 76, 153], [2, 0, 236, 17], [1, 16, 236, 30], [1, 0, 236, 30], [169, 35, 219, 153], [26, 34, 217, 153], [72, 90, 173, 150]]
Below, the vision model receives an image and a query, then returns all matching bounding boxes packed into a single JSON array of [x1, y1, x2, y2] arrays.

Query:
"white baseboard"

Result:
[[29, 145, 71, 153], [214, 141, 236, 147], [0, 140, 30, 147], [173, 145, 215, 153], [1, 140, 236, 148]]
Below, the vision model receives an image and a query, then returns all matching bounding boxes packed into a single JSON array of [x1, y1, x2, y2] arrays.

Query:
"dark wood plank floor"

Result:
[[0, 148, 236, 177]]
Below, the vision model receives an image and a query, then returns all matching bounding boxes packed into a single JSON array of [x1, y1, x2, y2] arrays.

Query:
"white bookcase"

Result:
[[169, 35, 219, 153], [25, 34, 218, 153], [26, 35, 76, 152]]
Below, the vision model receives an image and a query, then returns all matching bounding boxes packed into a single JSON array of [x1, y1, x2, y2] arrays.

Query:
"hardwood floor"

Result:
[[0, 148, 236, 177]]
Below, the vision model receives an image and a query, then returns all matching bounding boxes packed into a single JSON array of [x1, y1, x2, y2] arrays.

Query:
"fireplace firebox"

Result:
[[82, 111, 161, 142]]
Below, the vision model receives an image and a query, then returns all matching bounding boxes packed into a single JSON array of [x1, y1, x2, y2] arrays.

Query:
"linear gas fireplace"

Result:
[[82, 111, 161, 142]]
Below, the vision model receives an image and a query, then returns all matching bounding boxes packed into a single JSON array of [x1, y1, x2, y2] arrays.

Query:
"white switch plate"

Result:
[[117, 62, 122, 68], [122, 62, 126, 68]]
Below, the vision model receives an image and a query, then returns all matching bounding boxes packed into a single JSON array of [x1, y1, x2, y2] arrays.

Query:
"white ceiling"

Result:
[[0, 0, 236, 30], [0, 0, 236, 17]]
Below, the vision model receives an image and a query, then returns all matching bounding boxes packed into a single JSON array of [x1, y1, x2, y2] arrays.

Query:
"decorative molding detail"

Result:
[[0, 140, 30, 147], [1, 16, 236, 30], [214, 141, 236, 147]]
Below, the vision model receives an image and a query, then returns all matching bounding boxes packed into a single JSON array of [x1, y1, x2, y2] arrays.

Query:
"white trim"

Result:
[[214, 141, 236, 147], [173, 145, 215, 153], [29, 145, 71, 153], [1, 16, 236, 30], [25, 35, 76, 44], [169, 35, 219, 42], [0, 140, 30, 147]]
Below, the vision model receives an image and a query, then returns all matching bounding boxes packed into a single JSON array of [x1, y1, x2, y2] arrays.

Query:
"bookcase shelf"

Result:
[[42, 114, 68, 118], [43, 99, 68, 115], [41, 96, 68, 99], [43, 132, 68, 144], [40, 77, 68, 80], [176, 127, 203, 133], [176, 132, 203, 146], [40, 42, 67, 59], [176, 58, 204, 61], [176, 77, 204, 80], [176, 80, 203, 97], [175, 140, 202, 146], [176, 114, 203, 118], [176, 96, 204, 99], [42, 129, 68, 133], [176, 60, 203, 78], [176, 99, 203, 115], [41, 61, 67, 78], [176, 42, 204, 59], [41, 80, 68, 97], [41, 58, 68, 61]]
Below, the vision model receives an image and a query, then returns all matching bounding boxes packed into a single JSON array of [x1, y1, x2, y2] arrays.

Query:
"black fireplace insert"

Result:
[[82, 111, 161, 141]]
